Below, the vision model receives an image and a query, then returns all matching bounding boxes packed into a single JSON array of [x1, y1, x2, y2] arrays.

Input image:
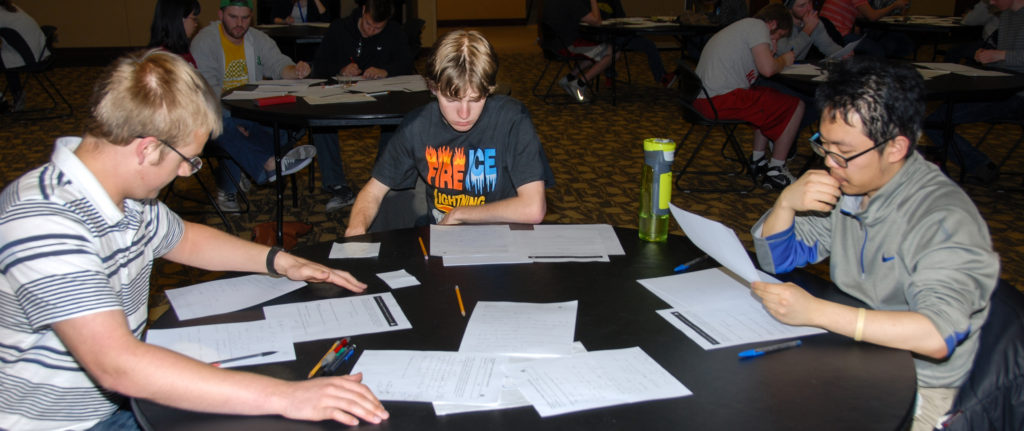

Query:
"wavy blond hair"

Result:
[[425, 30, 498, 99], [85, 49, 221, 149]]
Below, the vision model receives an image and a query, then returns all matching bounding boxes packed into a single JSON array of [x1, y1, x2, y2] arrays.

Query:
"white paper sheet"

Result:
[[669, 204, 763, 283], [145, 319, 295, 367], [253, 78, 326, 86], [430, 224, 515, 257], [165, 275, 306, 320], [377, 269, 420, 289], [781, 63, 825, 76], [348, 74, 428, 93], [459, 301, 577, 358], [304, 93, 376, 105], [431, 224, 625, 266], [351, 350, 507, 404], [329, 241, 381, 258], [639, 268, 826, 350], [827, 38, 861, 59], [262, 292, 411, 342], [432, 342, 589, 415], [514, 347, 691, 417], [221, 90, 288, 100], [915, 62, 1013, 77]]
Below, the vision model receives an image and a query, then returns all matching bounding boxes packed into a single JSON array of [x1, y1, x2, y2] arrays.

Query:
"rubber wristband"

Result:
[[854, 308, 866, 342], [267, 246, 284, 276]]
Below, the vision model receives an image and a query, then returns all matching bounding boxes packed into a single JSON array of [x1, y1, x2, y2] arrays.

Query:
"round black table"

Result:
[[221, 89, 433, 244], [133, 226, 916, 430]]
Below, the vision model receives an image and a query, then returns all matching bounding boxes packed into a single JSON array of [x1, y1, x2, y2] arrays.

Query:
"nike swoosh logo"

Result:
[[882, 255, 895, 263]]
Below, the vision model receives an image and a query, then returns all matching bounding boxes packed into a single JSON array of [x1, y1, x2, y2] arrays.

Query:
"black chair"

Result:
[[0, 25, 72, 120], [162, 145, 251, 234], [974, 119, 1024, 192], [532, 22, 595, 105], [673, 64, 757, 193], [941, 281, 1024, 431]]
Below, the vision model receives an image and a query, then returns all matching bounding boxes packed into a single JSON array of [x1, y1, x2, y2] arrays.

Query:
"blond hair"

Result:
[[425, 30, 498, 99], [85, 49, 222, 149]]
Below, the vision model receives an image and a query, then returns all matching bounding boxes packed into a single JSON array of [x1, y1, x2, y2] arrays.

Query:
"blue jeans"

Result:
[[615, 36, 666, 82], [211, 113, 285, 193], [923, 95, 1024, 172], [311, 130, 348, 190], [88, 406, 141, 431]]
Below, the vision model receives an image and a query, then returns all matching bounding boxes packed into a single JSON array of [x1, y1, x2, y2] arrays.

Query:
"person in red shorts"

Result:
[[694, 3, 805, 190]]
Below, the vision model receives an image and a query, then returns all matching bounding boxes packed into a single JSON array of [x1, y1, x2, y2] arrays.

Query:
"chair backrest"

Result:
[[942, 281, 1024, 430], [677, 65, 722, 123], [0, 27, 37, 69], [0, 25, 54, 71]]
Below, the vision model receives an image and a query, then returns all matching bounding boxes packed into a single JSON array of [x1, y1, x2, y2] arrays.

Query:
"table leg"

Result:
[[273, 122, 284, 246]]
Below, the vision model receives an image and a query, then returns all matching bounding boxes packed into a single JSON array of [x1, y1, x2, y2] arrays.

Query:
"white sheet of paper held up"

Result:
[[669, 204, 763, 283]]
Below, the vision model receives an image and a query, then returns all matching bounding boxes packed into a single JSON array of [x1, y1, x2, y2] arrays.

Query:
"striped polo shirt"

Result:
[[820, 0, 869, 37], [0, 137, 183, 430]]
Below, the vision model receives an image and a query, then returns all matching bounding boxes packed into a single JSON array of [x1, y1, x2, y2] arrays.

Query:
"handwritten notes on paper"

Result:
[[352, 350, 507, 404], [514, 347, 691, 417], [459, 301, 577, 358]]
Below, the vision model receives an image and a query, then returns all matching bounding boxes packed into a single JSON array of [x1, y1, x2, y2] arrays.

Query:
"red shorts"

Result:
[[693, 87, 800, 142]]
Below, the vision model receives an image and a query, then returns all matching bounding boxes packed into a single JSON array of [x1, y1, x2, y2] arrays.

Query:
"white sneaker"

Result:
[[558, 76, 590, 103], [267, 145, 317, 182], [763, 165, 796, 190], [216, 190, 240, 212]]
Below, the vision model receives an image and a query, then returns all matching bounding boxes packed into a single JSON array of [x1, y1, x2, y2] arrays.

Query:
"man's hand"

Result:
[[778, 50, 796, 67], [975, 48, 1006, 64], [285, 61, 312, 79], [274, 251, 368, 293], [801, 9, 819, 34], [438, 207, 463, 225], [279, 373, 389, 426], [776, 169, 841, 213], [363, 67, 388, 80], [341, 62, 362, 77], [750, 281, 822, 326]]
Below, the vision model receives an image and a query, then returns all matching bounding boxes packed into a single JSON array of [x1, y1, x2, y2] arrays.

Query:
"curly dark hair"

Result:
[[815, 57, 925, 159]]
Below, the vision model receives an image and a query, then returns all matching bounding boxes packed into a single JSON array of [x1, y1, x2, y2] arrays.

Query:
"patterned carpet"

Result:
[[1, 43, 1022, 323]]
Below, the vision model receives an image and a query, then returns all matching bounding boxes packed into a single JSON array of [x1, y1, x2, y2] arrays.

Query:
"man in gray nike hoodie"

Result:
[[749, 57, 999, 431]]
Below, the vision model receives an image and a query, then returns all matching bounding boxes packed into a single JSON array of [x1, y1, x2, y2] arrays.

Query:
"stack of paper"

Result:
[[429, 224, 625, 266]]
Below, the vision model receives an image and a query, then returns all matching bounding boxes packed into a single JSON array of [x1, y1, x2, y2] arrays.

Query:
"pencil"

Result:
[[308, 340, 340, 379], [455, 285, 466, 317], [418, 236, 428, 259]]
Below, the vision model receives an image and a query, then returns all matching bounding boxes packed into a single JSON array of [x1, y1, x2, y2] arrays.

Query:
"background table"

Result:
[[578, 18, 719, 105], [774, 65, 1024, 180], [133, 226, 916, 430], [222, 89, 433, 244]]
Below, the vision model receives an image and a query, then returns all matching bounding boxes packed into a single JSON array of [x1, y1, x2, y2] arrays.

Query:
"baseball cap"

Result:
[[220, 0, 253, 9]]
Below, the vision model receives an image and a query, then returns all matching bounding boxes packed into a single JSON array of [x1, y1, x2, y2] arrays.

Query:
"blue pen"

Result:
[[340, 345, 357, 363], [738, 340, 802, 359], [674, 255, 709, 272]]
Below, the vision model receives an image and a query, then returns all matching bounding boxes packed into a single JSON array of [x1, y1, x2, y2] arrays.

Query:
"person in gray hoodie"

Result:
[[749, 57, 999, 431]]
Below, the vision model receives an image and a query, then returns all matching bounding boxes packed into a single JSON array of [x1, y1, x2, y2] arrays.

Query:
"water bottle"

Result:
[[639, 138, 676, 242]]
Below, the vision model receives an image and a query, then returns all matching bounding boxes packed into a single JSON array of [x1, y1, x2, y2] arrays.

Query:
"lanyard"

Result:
[[295, 0, 306, 23]]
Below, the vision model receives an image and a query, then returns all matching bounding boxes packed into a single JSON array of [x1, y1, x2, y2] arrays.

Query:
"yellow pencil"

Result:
[[308, 340, 340, 379], [455, 285, 466, 317], [418, 236, 428, 260]]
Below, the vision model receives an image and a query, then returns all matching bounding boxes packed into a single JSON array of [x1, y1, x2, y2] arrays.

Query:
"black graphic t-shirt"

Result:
[[373, 95, 555, 222]]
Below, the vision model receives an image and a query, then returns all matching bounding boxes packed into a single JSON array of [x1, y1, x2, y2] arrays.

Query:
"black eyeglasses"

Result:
[[139, 136, 202, 175], [809, 132, 891, 168]]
